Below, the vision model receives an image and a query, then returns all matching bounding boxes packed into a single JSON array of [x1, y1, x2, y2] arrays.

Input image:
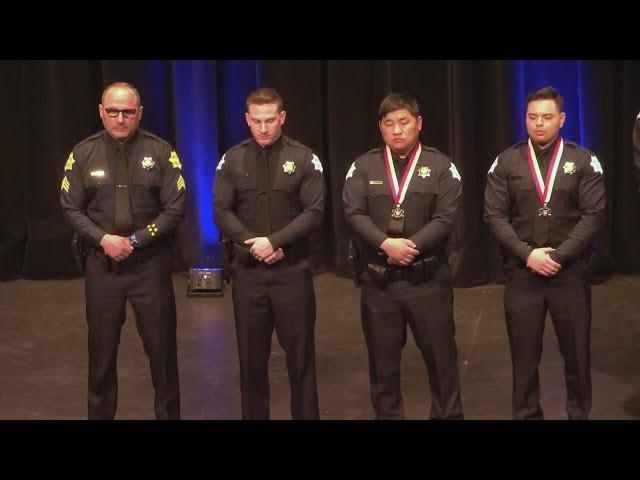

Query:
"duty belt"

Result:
[[90, 241, 166, 274], [366, 254, 443, 288]]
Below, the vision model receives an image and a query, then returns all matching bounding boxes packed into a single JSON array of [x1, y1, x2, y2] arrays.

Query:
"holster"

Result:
[[221, 236, 234, 282], [89, 240, 167, 275], [71, 232, 87, 274], [366, 262, 389, 288], [417, 255, 440, 285], [348, 239, 363, 287]]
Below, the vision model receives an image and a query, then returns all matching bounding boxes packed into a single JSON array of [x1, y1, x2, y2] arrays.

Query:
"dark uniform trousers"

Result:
[[231, 258, 319, 420], [360, 262, 463, 420], [84, 244, 180, 420], [504, 258, 591, 420]]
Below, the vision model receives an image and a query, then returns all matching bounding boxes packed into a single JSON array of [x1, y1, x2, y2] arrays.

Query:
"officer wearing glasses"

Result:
[[60, 81, 186, 419]]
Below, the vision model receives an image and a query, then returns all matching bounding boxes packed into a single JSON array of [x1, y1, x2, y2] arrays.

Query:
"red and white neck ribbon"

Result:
[[526, 137, 563, 204], [383, 142, 422, 205]]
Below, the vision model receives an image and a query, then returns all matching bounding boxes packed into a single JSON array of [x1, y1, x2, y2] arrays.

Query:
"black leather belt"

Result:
[[366, 254, 443, 287], [90, 241, 166, 273]]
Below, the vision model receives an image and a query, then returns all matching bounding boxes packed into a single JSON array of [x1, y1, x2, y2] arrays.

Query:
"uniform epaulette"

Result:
[[74, 131, 104, 149], [421, 145, 439, 153], [283, 136, 311, 152], [138, 128, 172, 148], [227, 138, 252, 154], [563, 140, 595, 157]]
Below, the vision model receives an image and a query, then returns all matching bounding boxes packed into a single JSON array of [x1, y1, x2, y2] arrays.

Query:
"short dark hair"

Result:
[[246, 87, 284, 112], [525, 86, 564, 113], [378, 93, 420, 120], [101, 82, 141, 106]]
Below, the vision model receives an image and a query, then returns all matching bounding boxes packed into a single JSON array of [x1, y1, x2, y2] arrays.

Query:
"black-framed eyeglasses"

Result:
[[105, 108, 138, 119]]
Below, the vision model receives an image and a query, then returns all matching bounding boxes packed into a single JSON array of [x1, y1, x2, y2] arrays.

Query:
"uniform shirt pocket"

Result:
[[131, 164, 162, 188]]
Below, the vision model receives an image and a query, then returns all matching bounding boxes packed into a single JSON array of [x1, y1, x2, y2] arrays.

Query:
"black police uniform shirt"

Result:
[[342, 144, 462, 262], [212, 135, 324, 250], [60, 128, 186, 248], [633, 113, 640, 190], [484, 138, 605, 266]]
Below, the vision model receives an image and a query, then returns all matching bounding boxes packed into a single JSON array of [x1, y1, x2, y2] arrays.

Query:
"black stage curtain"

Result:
[[2, 60, 640, 286]]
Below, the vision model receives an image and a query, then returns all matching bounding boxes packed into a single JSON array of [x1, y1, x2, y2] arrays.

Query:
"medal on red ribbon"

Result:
[[383, 142, 422, 219], [525, 137, 563, 217]]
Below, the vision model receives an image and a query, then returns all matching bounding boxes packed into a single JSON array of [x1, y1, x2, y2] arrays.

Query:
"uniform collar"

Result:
[[250, 133, 284, 156], [391, 150, 407, 164], [531, 136, 558, 156], [388, 141, 419, 164], [104, 129, 140, 156]]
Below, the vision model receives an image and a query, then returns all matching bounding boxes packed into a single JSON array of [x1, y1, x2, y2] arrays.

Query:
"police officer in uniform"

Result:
[[342, 93, 464, 420], [213, 87, 324, 420], [60, 82, 185, 419], [484, 86, 606, 420]]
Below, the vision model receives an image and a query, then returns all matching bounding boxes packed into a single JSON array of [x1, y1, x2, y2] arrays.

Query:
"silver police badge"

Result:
[[282, 160, 296, 174], [417, 166, 431, 178], [563, 161, 576, 175], [142, 156, 155, 170]]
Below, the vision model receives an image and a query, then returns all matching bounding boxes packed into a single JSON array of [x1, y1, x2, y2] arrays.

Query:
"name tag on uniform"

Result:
[[369, 180, 383, 185], [90, 170, 105, 177]]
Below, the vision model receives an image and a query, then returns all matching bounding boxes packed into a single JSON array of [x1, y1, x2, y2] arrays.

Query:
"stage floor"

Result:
[[1, 272, 639, 419]]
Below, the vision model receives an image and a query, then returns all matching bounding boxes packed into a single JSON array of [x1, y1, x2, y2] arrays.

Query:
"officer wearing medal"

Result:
[[60, 82, 185, 419], [484, 86, 606, 419], [343, 93, 464, 420], [213, 87, 324, 420]]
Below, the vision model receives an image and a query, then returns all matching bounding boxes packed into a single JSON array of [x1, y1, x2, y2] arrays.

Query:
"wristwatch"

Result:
[[129, 234, 139, 249]]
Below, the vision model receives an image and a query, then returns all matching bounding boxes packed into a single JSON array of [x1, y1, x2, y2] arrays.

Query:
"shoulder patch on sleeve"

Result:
[[168, 150, 182, 169], [64, 152, 75, 172], [311, 154, 323, 173], [590, 155, 603, 174], [177, 174, 186, 190], [216, 153, 227, 171], [449, 163, 461, 181], [61, 176, 70, 193], [346, 162, 356, 180], [488, 156, 499, 174]]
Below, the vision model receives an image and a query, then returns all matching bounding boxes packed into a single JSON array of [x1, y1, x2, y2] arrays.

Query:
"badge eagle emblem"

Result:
[[563, 161, 576, 175], [417, 166, 431, 178], [282, 160, 296, 174]]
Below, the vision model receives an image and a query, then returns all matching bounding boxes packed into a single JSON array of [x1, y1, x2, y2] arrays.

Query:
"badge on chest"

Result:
[[282, 160, 296, 174]]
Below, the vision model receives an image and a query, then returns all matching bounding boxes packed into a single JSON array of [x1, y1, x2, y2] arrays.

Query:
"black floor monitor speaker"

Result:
[[187, 268, 224, 297]]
